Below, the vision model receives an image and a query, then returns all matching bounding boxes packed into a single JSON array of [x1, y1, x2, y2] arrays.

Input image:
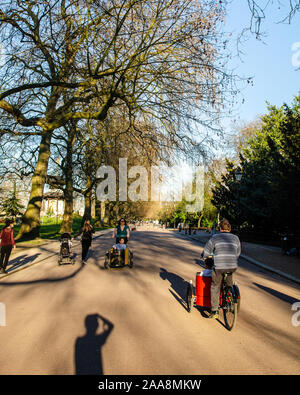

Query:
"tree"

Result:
[[212, 94, 300, 236], [0, 0, 234, 239], [245, 0, 300, 38], [0, 1, 91, 238], [1, 180, 24, 219], [47, 120, 78, 234], [47, 104, 170, 231]]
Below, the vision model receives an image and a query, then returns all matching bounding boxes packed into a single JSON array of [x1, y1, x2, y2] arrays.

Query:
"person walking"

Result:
[[202, 219, 241, 319], [0, 219, 16, 274], [76, 220, 94, 264]]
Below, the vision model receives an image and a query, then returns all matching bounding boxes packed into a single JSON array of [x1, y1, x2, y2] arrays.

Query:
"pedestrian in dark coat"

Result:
[[76, 220, 95, 264]]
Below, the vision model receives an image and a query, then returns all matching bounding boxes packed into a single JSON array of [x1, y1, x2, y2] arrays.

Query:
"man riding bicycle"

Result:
[[202, 219, 241, 319]]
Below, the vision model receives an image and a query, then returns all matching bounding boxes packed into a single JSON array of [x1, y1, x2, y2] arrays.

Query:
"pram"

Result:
[[58, 232, 75, 265]]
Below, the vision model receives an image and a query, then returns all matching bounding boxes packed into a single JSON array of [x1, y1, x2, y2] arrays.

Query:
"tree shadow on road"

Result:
[[0, 265, 85, 286], [253, 282, 299, 305], [75, 314, 114, 375]]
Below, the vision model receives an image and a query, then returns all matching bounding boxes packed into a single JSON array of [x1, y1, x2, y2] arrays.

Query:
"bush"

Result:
[[72, 212, 82, 219], [201, 218, 213, 228]]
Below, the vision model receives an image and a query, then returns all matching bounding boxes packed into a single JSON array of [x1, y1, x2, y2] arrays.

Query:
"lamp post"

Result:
[[236, 167, 242, 236]]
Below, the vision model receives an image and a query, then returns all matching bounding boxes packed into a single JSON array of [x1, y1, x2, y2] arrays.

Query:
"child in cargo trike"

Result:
[[186, 256, 241, 331], [104, 237, 133, 269]]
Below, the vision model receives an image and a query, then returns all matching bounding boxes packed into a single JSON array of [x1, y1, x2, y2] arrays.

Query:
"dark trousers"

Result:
[[82, 240, 91, 260], [0, 246, 13, 270], [211, 268, 237, 311]]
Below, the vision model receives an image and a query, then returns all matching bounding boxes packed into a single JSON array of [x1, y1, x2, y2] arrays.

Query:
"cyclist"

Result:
[[112, 218, 130, 244], [202, 219, 241, 319]]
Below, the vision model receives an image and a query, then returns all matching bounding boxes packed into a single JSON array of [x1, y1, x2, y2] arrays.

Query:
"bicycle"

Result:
[[186, 262, 240, 331]]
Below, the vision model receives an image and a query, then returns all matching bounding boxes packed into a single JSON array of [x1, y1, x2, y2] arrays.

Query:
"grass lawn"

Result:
[[0, 216, 110, 247]]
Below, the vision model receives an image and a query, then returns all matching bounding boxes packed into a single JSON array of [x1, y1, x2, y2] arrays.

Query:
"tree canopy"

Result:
[[0, 0, 234, 238], [212, 94, 300, 237]]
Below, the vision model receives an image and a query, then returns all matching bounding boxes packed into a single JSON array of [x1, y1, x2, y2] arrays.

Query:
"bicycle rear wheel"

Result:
[[222, 288, 237, 331]]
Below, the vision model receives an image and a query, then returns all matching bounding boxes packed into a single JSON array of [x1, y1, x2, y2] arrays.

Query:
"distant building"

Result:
[[73, 193, 85, 216], [41, 190, 65, 216], [41, 190, 85, 217]]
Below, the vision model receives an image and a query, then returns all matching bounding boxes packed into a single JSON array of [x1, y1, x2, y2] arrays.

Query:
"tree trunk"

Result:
[[60, 170, 73, 234], [82, 192, 92, 224], [106, 201, 115, 226], [16, 131, 52, 240], [94, 198, 102, 227], [81, 176, 92, 225], [60, 126, 75, 234], [198, 213, 204, 228]]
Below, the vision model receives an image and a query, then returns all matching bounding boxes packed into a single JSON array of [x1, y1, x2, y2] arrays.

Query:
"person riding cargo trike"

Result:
[[186, 256, 241, 331], [104, 218, 133, 269]]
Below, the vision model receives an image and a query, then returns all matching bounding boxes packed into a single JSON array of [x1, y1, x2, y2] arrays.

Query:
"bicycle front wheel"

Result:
[[222, 288, 238, 331]]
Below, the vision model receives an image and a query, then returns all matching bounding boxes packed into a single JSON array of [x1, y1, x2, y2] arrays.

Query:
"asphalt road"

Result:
[[0, 228, 299, 374]]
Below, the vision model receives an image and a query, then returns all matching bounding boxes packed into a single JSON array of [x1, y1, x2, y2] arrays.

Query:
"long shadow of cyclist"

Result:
[[160, 268, 191, 311]]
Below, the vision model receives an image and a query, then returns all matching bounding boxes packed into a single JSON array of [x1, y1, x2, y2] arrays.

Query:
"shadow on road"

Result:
[[0, 265, 84, 286], [6, 253, 41, 273], [74, 314, 114, 375], [169, 289, 188, 311], [194, 259, 205, 268], [253, 282, 299, 305], [160, 268, 191, 311]]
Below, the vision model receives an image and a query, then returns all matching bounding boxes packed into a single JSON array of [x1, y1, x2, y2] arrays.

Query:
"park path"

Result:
[[0, 229, 299, 374], [0, 229, 111, 279], [176, 228, 300, 283]]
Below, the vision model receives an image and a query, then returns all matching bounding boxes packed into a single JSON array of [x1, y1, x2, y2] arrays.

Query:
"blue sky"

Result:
[[223, 0, 300, 126]]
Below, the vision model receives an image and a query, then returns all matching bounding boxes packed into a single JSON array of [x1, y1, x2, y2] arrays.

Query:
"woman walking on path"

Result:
[[0, 219, 16, 274], [112, 218, 130, 244], [76, 220, 95, 264]]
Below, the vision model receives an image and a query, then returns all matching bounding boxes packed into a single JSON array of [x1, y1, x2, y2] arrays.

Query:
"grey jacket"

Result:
[[203, 232, 241, 270]]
